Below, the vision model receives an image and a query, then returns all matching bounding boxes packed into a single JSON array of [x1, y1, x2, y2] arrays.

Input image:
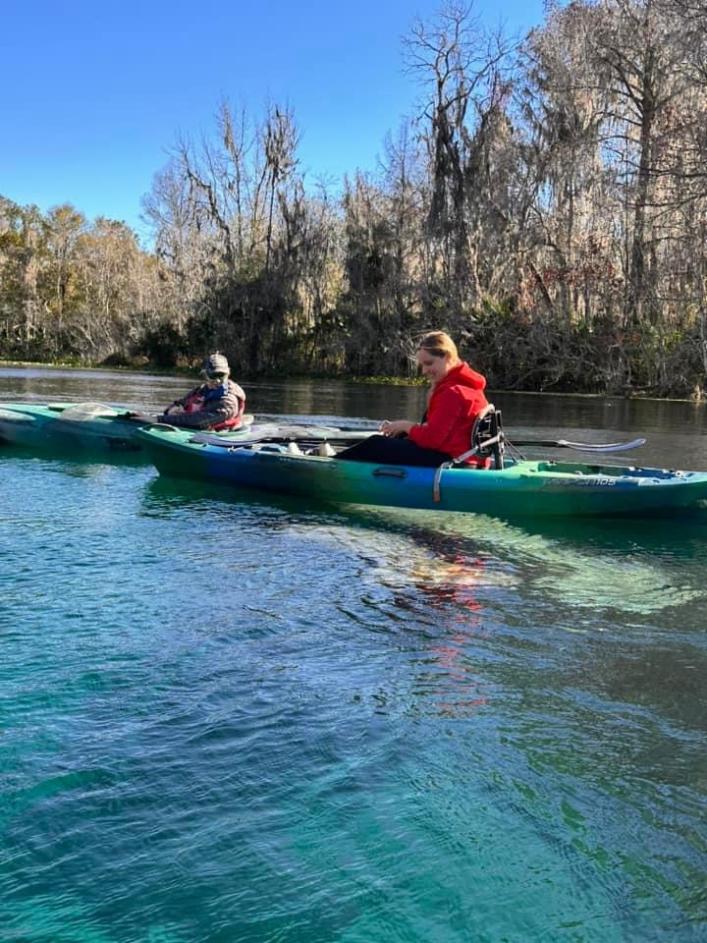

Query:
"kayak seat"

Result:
[[470, 404, 505, 470], [433, 404, 505, 503]]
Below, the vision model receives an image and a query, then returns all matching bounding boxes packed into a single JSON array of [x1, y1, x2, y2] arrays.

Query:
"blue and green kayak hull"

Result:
[[135, 426, 707, 518]]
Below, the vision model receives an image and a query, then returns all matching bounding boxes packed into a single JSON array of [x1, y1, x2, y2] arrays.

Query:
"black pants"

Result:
[[336, 435, 450, 468]]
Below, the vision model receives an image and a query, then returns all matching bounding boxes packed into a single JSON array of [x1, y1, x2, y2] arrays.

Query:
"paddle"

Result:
[[190, 424, 367, 449], [263, 419, 647, 454], [190, 425, 647, 455], [291, 430, 647, 454], [120, 410, 256, 429], [507, 436, 647, 453]]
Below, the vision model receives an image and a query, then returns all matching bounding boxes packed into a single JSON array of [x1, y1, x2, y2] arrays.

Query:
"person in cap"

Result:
[[158, 352, 246, 430]]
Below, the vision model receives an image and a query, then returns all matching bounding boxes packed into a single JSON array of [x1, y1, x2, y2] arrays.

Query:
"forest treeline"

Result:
[[1, 0, 705, 396]]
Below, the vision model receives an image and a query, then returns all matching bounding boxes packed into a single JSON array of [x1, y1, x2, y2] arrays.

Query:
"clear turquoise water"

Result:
[[1, 370, 706, 942]]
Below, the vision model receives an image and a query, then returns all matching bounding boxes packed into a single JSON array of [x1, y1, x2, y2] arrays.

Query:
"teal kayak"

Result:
[[0, 402, 358, 459], [135, 424, 707, 518], [0, 402, 263, 456], [0, 402, 151, 453]]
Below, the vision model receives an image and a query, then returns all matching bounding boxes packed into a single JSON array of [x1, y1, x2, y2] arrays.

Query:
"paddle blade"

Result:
[[557, 437, 647, 453], [511, 436, 647, 453]]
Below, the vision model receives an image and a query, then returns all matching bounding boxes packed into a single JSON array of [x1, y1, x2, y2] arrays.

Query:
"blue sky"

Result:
[[2, 0, 544, 245]]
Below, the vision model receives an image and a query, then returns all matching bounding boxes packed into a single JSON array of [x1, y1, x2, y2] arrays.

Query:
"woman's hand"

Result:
[[379, 419, 414, 438]]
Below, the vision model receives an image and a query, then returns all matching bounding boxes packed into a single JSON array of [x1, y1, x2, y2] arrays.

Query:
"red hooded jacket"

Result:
[[408, 361, 489, 460]]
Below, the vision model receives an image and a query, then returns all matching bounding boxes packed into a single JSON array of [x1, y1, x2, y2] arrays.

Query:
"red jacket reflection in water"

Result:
[[408, 361, 489, 464]]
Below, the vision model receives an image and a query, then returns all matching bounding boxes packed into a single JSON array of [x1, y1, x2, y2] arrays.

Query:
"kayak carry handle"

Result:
[[373, 467, 407, 479]]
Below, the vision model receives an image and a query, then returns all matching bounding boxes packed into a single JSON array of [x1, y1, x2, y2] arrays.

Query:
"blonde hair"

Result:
[[417, 331, 459, 361]]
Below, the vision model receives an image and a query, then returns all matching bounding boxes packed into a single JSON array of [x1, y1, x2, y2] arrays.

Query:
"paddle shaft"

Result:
[[282, 430, 648, 454], [263, 421, 647, 454], [154, 411, 647, 455]]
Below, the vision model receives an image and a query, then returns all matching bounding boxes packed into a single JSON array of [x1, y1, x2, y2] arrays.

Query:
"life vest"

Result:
[[182, 383, 245, 431], [211, 414, 243, 431], [183, 390, 205, 413]]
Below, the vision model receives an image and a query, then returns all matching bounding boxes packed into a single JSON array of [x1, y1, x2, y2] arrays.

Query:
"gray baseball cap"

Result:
[[202, 352, 230, 377]]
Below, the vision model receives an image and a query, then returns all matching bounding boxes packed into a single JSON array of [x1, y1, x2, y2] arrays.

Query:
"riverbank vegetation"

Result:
[[1, 0, 705, 397]]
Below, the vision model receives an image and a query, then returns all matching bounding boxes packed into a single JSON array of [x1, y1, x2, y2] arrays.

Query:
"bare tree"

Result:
[[592, 0, 706, 324], [263, 105, 299, 272], [404, 1, 514, 310]]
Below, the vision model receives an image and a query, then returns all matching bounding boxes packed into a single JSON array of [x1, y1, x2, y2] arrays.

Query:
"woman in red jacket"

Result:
[[338, 331, 489, 467]]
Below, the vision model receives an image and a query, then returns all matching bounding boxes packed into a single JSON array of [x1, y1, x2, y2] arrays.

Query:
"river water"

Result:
[[1, 367, 706, 942]]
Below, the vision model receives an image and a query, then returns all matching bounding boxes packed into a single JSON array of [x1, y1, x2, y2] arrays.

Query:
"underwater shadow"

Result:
[[141, 470, 707, 557]]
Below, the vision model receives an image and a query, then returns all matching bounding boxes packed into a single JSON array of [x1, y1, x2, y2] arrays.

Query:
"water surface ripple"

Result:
[[1, 371, 706, 942]]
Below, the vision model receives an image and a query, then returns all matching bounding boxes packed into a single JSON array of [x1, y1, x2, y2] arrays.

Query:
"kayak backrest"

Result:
[[470, 404, 505, 469]]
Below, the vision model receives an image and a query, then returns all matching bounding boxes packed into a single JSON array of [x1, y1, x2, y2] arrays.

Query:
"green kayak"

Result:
[[0, 402, 357, 458], [0, 402, 151, 453], [0, 402, 265, 456], [135, 424, 707, 518]]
